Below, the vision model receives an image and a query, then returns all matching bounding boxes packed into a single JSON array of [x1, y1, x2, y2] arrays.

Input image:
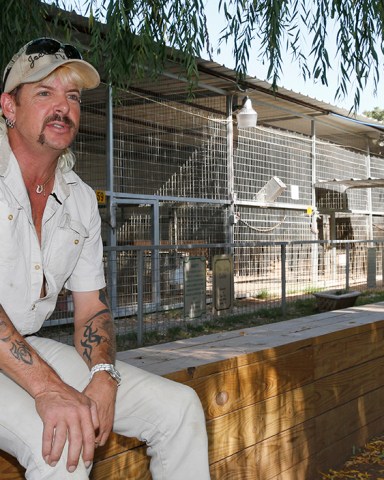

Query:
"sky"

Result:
[[203, 3, 384, 115]]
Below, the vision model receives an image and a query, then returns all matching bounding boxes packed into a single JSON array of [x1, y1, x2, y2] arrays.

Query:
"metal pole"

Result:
[[345, 242, 350, 291], [281, 244, 287, 317], [152, 200, 161, 308], [311, 120, 319, 287], [366, 139, 373, 242], [226, 95, 235, 250], [137, 249, 144, 347], [106, 83, 118, 315]]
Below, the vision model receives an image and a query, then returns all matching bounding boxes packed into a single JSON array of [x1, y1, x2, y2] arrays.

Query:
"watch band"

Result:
[[89, 363, 122, 386]]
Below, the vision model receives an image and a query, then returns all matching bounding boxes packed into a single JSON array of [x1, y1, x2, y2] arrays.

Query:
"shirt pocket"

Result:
[[0, 203, 22, 265], [47, 214, 89, 276]]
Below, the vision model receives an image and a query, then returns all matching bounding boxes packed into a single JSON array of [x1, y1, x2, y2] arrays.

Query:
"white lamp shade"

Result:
[[236, 97, 257, 128]]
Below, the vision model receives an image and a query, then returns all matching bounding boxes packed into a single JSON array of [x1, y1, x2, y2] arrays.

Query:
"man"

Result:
[[0, 38, 210, 480]]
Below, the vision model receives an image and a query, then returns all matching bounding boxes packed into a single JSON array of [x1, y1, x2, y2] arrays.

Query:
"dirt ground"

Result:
[[320, 435, 384, 479]]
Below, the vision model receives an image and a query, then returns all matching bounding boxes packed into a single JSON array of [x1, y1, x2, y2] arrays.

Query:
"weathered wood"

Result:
[[2, 302, 384, 479], [314, 321, 384, 378], [207, 383, 316, 464], [90, 444, 151, 480], [209, 420, 317, 480], [314, 355, 384, 414], [315, 385, 384, 452], [0, 452, 25, 479], [185, 344, 314, 419]]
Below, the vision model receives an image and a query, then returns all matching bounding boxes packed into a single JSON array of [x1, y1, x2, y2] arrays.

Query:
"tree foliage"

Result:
[[363, 107, 384, 122], [1, 0, 384, 111]]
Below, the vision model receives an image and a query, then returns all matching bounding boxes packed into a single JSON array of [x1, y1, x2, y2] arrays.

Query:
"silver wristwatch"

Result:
[[89, 363, 122, 386]]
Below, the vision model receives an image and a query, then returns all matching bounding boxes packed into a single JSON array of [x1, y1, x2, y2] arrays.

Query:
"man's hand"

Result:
[[35, 384, 100, 473], [83, 372, 118, 447]]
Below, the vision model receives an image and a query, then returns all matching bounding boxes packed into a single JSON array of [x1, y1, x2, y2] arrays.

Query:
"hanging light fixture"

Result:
[[236, 96, 258, 128]]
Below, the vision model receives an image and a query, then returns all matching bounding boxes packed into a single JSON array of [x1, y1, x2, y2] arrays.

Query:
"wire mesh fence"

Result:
[[42, 239, 384, 350], [48, 82, 384, 351]]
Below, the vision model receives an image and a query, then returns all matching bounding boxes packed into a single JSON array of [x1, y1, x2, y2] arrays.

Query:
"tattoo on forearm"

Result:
[[80, 289, 116, 363], [88, 309, 110, 324], [81, 320, 107, 363], [10, 340, 33, 365], [0, 307, 33, 364]]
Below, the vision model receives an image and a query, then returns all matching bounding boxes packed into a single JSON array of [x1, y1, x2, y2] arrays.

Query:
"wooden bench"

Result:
[[3, 302, 384, 479]]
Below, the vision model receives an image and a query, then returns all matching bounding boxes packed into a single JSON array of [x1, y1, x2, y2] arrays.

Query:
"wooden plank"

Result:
[[314, 323, 384, 378], [0, 452, 25, 479], [91, 444, 151, 480], [315, 385, 384, 451], [186, 344, 314, 420], [271, 457, 318, 480], [165, 338, 314, 384], [121, 335, 314, 382], [117, 306, 384, 380], [207, 382, 316, 464], [209, 420, 316, 480], [314, 356, 384, 415]]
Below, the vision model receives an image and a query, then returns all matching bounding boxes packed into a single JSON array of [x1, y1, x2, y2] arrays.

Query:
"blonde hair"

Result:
[[58, 147, 76, 172], [44, 65, 86, 91]]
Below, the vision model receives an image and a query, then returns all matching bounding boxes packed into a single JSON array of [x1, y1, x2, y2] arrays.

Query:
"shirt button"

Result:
[[35, 264, 41, 270], [31, 304, 37, 311], [8, 214, 13, 220], [74, 239, 79, 245]]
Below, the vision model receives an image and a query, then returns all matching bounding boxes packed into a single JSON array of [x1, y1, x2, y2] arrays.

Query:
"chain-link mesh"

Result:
[[40, 77, 384, 349]]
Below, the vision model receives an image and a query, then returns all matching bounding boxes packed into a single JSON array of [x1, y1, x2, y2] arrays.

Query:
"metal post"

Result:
[[281, 244, 287, 317], [106, 83, 118, 316], [345, 242, 350, 291], [366, 139, 373, 241], [311, 120, 319, 287], [152, 200, 161, 308], [226, 95, 235, 250], [137, 249, 144, 347]]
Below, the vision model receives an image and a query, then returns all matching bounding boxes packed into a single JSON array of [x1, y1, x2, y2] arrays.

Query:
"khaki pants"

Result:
[[0, 336, 210, 479]]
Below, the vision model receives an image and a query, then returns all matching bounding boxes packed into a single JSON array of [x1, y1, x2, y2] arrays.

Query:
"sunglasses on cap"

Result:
[[25, 38, 82, 59], [2, 38, 83, 92]]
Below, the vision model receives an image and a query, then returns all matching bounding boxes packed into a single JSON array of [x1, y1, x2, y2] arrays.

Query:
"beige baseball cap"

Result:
[[2, 37, 100, 93]]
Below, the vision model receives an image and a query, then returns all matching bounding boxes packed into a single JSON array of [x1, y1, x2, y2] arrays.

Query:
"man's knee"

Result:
[[172, 383, 206, 425]]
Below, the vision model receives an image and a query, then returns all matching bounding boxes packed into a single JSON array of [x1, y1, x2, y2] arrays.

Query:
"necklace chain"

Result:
[[21, 166, 56, 197], [35, 170, 55, 196]]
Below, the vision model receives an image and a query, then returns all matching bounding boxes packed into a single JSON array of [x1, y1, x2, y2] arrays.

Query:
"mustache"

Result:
[[38, 114, 77, 145], [42, 114, 76, 130]]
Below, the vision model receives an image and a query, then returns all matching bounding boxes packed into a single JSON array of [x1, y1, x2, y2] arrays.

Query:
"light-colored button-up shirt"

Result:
[[0, 133, 106, 335]]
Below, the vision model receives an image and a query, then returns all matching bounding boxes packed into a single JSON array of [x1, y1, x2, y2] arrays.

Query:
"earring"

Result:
[[5, 117, 15, 128]]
